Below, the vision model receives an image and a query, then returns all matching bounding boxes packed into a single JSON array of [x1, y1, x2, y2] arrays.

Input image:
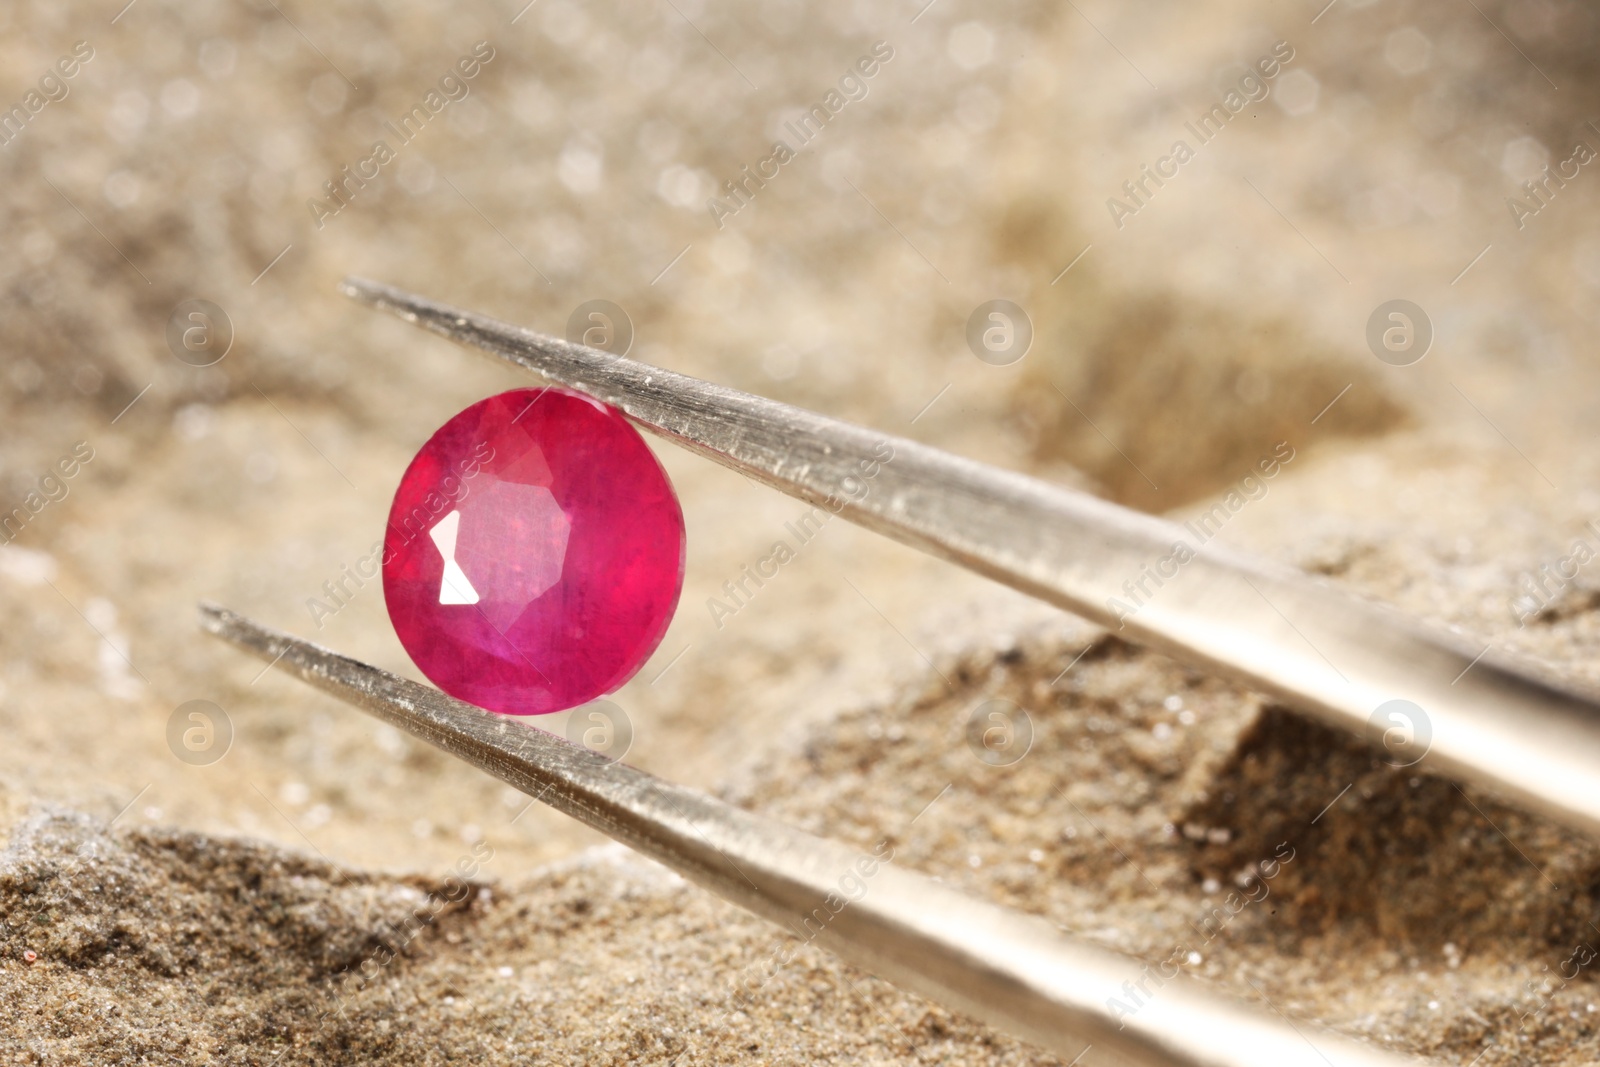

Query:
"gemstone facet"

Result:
[[383, 388, 685, 715]]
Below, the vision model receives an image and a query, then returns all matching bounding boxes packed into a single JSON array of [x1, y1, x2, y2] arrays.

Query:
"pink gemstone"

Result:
[[383, 388, 685, 715]]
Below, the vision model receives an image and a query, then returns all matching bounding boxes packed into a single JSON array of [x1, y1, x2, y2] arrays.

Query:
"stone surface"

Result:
[[383, 389, 685, 715], [2, 0, 1599, 1062]]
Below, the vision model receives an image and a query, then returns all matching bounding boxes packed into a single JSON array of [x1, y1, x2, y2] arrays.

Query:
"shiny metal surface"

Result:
[[340, 276, 1600, 841], [200, 603, 1427, 1067]]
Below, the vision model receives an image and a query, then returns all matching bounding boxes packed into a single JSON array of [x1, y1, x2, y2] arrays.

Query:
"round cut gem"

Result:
[[383, 388, 685, 715]]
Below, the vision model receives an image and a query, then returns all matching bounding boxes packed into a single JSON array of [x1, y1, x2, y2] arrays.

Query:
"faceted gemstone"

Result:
[[383, 388, 685, 715]]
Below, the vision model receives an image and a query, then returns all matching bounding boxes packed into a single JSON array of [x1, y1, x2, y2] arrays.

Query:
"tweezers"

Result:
[[201, 274, 1593, 1065]]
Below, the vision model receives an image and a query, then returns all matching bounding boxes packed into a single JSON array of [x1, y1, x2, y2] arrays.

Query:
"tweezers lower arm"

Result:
[[201, 603, 1426, 1067]]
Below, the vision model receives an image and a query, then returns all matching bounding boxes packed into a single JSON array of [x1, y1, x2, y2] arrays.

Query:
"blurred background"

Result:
[[3, 0, 1600, 1063]]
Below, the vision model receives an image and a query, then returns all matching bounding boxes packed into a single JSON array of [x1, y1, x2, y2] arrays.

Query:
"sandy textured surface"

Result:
[[3, 0, 1600, 1062]]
